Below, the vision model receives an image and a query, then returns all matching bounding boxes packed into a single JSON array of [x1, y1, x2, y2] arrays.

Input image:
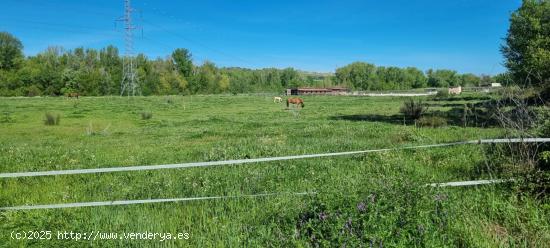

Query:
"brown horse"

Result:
[[287, 97, 304, 108], [67, 92, 79, 99]]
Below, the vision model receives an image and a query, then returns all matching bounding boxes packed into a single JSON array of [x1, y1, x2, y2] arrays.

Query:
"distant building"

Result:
[[448, 86, 462, 95], [479, 82, 502, 88], [286, 87, 350, 95]]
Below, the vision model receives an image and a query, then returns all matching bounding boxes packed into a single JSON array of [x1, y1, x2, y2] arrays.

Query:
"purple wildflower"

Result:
[[344, 218, 353, 233], [434, 193, 448, 202], [357, 202, 367, 212], [318, 212, 328, 221]]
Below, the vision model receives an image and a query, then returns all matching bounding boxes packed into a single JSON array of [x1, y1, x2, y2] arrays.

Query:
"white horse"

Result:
[[273, 96, 283, 103]]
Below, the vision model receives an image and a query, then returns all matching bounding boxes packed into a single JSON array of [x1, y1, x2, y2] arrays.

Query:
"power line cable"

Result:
[[140, 19, 258, 67]]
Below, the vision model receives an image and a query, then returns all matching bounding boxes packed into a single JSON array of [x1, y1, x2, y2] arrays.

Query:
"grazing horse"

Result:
[[67, 92, 79, 99], [287, 97, 304, 108], [273, 96, 283, 103]]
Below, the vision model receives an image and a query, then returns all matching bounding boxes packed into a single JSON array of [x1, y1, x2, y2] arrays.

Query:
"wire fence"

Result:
[[1, 138, 548, 211], [1, 138, 549, 179], [0, 179, 512, 211]]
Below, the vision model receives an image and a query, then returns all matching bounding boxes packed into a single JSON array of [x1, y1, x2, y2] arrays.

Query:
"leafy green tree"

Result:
[[191, 61, 218, 94], [479, 74, 496, 86], [502, 0, 550, 85], [335, 62, 377, 90], [172, 48, 194, 78], [460, 73, 481, 86], [0, 32, 490, 96], [61, 68, 78, 95], [0, 32, 24, 70], [494, 72, 513, 86], [280, 68, 302, 88], [405, 67, 428, 88], [218, 73, 230, 92], [427, 69, 459, 87]]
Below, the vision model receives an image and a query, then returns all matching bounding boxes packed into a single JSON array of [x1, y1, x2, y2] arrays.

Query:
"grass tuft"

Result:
[[44, 112, 61, 125], [140, 111, 153, 120]]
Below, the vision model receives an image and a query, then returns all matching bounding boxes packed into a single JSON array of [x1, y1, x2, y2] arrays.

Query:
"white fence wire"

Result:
[[1, 138, 549, 179], [1, 138, 548, 210]]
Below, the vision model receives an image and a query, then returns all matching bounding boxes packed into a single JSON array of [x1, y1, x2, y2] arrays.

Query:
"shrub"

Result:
[[44, 112, 61, 125], [400, 99, 428, 120], [140, 111, 153, 120], [540, 82, 550, 102], [435, 90, 449, 98], [26, 85, 42, 97], [417, 116, 447, 128]]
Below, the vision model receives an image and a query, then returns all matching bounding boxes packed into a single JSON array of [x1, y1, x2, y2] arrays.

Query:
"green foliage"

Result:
[[540, 151, 550, 166], [140, 111, 153, 120], [280, 67, 302, 88], [427, 69, 459, 87], [0, 32, 495, 97], [400, 98, 428, 120], [25, 85, 42, 97], [335, 62, 377, 90], [511, 169, 550, 200], [85, 122, 110, 136], [0, 30, 535, 99], [171, 48, 193, 78], [479, 74, 497, 87], [493, 72, 513, 86], [460, 73, 481, 86], [0, 96, 548, 247], [43, 112, 60, 125], [1, 111, 13, 123], [0, 31, 23, 70], [435, 90, 449, 98], [502, 0, 550, 86], [333, 63, 479, 90]]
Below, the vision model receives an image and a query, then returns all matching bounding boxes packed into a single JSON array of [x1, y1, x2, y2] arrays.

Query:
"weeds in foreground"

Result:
[[1, 112, 13, 123], [417, 116, 447, 128], [400, 98, 428, 121], [85, 122, 111, 136], [140, 111, 153, 120], [44, 112, 61, 125]]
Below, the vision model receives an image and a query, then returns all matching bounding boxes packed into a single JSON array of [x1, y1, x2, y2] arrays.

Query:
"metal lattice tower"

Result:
[[119, 0, 139, 96]]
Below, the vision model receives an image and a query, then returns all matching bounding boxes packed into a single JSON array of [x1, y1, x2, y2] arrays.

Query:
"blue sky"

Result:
[[0, 0, 520, 74]]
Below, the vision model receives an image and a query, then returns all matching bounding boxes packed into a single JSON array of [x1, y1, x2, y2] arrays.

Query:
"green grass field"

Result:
[[0, 95, 548, 247]]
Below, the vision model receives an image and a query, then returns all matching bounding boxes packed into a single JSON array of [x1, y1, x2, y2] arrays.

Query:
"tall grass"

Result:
[[400, 98, 428, 120], [44, 112, 61, 125], [0, 94, 547, 247]]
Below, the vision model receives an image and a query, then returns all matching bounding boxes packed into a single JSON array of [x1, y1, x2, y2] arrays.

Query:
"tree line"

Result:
[[0, 36, 335, 96], [333, 62, 503, 91], [2, 0, 548, 99], [0, 34, 499, 97]]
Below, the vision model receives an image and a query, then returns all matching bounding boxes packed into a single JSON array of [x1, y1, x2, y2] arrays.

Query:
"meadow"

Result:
[[0, 94, 549, 247]]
